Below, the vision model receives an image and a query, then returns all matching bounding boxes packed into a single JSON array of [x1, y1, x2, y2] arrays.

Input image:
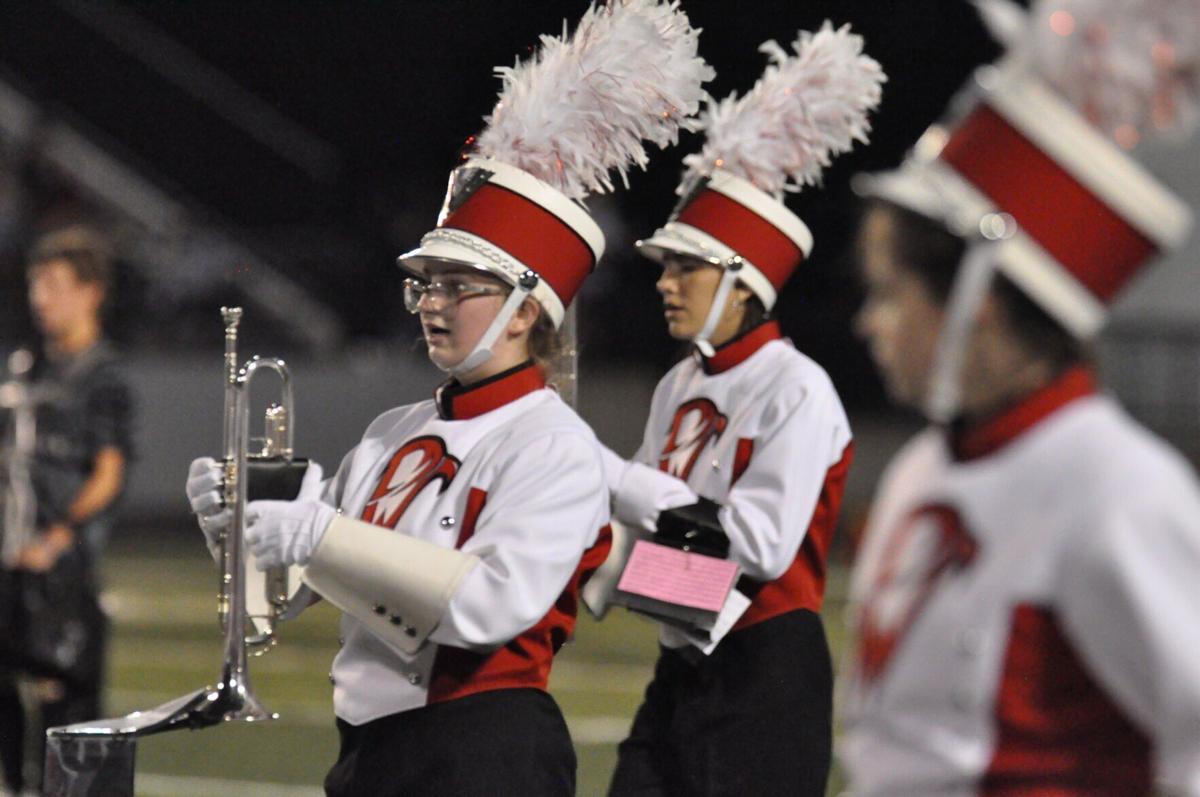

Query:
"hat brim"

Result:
[[396, 233, 566, 326], [634, 230, 723, 267], [634, 223, 778, 310]]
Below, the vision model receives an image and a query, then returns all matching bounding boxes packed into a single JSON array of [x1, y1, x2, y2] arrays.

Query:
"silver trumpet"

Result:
[[46, 307, 309, 765], [219, 306, 302, 657]]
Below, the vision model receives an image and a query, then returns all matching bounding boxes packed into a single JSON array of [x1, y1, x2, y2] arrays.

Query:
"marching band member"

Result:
[[185, 2, 711, 794], [841, 1, 1200, 794], [0, 227, 133, 796], [599, 24, 884, 795]]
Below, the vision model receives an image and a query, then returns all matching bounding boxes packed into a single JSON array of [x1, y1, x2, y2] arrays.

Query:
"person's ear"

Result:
[[730, 284, 753, 311], [507, 296, 541, 337]]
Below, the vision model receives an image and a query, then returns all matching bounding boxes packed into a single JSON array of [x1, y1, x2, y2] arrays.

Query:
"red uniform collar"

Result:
[[950, 366, 1097, 461], [699, 320, 783, 375], [436, 361, 546, 421]]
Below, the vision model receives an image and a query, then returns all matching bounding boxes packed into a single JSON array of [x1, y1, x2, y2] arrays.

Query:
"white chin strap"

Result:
[[693, 263, 743, 358], [924, 242, 998, 424], [444, 272, 539, 376]]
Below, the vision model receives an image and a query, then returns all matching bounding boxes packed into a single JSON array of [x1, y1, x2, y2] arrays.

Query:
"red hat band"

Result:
[[397, 159, 605, 327], [860, 63, 1192, 337], [932, 65, 1191, 336], [440, 182, 595, 310], [636, 171, 814, 310], [940, 104, 1156, 304], [675, 187, 805, 291]]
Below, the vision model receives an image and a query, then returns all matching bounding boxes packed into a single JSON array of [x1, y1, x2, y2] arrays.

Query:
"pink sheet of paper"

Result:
[[616, 540, 740, 612]]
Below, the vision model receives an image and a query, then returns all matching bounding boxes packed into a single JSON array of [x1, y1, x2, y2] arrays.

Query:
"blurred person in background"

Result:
[[596, 24, 883, 796], [0, 225, 133, 795], [185, 2, 711, 793], [841, 1, 1200, 794]]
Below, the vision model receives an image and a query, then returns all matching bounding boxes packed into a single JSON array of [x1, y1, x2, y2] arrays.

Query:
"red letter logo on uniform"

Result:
[[659, 398, 728, 480], [856, 503, 978, 683], [362, 436, 460, 529]]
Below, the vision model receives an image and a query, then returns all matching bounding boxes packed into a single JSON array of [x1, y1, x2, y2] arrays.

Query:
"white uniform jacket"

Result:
[[605, 321, 854, 641], [314, 363, 611, 725], [841, 368, 1200, 796]]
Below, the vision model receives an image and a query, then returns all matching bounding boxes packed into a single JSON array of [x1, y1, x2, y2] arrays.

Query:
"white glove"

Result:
[[601, 446, 697, 531], [187, 456, 230, 560], [244, 463, 331, 569]]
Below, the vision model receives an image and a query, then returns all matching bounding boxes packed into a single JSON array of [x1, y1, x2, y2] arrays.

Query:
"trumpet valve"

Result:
[[262, 404, 291, 459]]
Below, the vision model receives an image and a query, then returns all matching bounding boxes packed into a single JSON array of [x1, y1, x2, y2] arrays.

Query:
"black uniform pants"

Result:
[[0, 670, 25, 791], [0, 558, 106, 795], [609, 609, 833, 797], [325, 687, 576, 797]]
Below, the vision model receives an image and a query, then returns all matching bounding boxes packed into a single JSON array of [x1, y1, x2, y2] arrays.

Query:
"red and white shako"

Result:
[[635, 22, 885, 354]]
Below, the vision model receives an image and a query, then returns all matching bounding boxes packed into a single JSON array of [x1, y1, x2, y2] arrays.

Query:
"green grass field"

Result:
[[92, 530, 850, 796]]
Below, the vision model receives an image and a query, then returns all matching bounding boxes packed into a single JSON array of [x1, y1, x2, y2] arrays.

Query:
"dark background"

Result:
[[0, 1, 1006, 409]]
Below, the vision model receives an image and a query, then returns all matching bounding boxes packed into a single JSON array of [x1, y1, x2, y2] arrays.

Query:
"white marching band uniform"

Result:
[[840, 0, 1200, 791], [600, 24, 883, 793], [301, 364, 611, 724], [840, 369, 1200, 796], [222, 5, 714, 789], [603, 322, 856, 794], [604, 322, 853, 640]]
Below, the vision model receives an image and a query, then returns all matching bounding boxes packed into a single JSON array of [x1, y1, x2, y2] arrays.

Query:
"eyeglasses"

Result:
[[403, 278, 508, 314]]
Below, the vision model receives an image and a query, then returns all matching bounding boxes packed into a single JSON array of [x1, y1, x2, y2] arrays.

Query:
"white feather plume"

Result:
[[681, 21, 886, 196], [978, 0, 1200, 141], [474, 0, 714, 200]]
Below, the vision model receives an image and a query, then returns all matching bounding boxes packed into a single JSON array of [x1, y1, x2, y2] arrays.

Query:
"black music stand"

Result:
[[43, 687, 236, 796]]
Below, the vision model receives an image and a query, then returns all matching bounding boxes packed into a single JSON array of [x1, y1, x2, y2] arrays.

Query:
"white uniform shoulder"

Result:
[[653, 351, 700, 395], [359, 400, 436, 442], [1061, 396, 1196, 502], [664, 338, 838, 393], [435, 389, 608, 502], [1007, 395, 1200, 522], [669, 339, 850, 433], [755, 338, 835, 386], [484, 388, 602, 451], [739, 340, 845, 423]]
